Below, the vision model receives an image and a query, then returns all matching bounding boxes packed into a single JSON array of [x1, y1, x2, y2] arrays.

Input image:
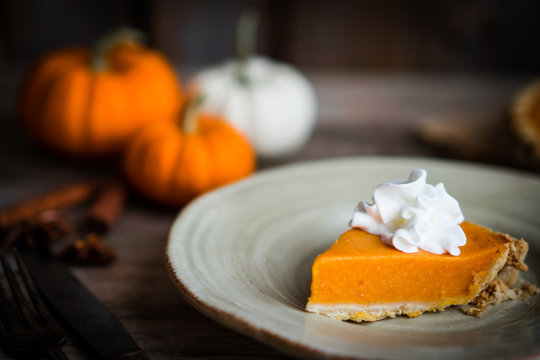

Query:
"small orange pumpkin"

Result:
[[18, 28, 183, 157], [123, 98, 256, 206]]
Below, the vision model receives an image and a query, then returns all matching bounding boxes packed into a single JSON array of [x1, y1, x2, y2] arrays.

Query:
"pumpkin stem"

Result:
[[181, 95, 205, 134], [235, 9, 259, 85], [91, 27, 147, 71]]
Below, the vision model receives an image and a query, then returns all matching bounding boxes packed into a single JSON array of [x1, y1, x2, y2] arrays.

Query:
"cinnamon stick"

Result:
[[0, 181, 99, 229], [80, 179, 127, 234]]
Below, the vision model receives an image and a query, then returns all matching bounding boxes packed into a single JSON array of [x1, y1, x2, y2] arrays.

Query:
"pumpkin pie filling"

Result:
[[306, 222, 532, 322], [306, 169, 536, 322]]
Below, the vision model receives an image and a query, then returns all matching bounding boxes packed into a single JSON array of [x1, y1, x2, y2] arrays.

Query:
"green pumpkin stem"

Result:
[[91, 27, 146, 71], [182, 95, 205, 134], [235, 9, 259, 85]]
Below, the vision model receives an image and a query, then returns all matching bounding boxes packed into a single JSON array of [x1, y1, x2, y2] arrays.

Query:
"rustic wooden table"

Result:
[[0, 68, 530, 359]]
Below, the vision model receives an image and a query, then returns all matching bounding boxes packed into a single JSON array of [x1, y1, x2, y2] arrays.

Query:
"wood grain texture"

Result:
[[0, 68, 532, 359], [5, 1, 540, 73]]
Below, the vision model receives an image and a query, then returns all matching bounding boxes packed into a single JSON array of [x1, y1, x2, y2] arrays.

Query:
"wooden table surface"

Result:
[[0, 68, 532, 359]]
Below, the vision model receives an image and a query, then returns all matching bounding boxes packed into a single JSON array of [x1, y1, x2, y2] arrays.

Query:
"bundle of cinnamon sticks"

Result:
[[0, 179, 127, 265]]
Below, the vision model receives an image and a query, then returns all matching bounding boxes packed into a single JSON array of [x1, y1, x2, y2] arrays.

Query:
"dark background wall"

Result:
[[1, 0, 540, 74]]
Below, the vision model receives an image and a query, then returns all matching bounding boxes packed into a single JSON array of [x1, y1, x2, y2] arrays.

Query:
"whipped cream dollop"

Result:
[[350, 169, 466, 256]]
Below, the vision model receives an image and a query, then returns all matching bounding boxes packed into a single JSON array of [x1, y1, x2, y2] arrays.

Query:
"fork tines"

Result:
[[0, 249, 67, 359], [0, 250, 51, 331]]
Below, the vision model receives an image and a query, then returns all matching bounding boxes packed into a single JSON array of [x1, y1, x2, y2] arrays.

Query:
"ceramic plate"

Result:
[[166, 157, 540, 359]]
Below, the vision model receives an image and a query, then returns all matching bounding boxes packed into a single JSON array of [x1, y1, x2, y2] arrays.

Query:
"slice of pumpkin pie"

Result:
[[306, 169, 535, 322]]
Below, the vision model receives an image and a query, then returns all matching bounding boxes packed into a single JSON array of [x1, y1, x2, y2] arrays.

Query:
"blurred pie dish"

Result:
[[306, 222, 533, 322], [512, 80, 540, 165]]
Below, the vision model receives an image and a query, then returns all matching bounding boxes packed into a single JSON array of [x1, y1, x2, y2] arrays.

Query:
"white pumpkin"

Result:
[[189, 56, 317, 158]]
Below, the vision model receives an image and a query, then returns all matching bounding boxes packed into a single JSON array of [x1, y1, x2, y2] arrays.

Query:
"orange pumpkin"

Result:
[[123, 99, 256, 206], [18, 28, 183, 157]]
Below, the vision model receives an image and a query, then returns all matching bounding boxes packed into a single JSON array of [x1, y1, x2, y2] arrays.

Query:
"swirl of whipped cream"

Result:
[[350, 169, 466, 256]]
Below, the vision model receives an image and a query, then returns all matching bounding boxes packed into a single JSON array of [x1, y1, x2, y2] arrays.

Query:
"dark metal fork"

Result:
[[0, 249, 68, 359]]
